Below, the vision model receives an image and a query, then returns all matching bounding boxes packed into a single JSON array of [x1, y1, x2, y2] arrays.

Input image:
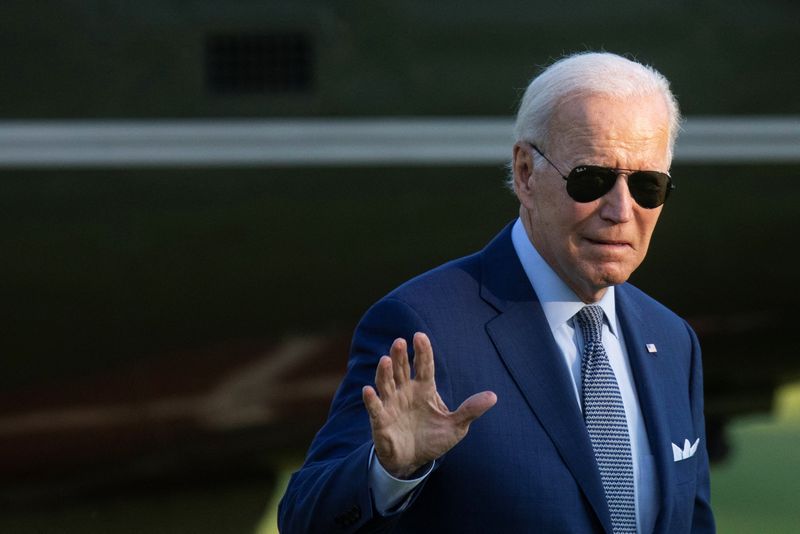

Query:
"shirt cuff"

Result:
[[368, 445, 434, 515]]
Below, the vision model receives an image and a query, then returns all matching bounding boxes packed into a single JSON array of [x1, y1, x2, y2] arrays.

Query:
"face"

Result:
[[513, 93, 672, 303]]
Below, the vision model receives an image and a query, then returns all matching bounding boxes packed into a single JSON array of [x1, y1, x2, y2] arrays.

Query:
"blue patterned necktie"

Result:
[[576, 305, 637, 533]]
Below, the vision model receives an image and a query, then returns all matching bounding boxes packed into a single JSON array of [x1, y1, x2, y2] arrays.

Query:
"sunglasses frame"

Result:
[[528, 144, 675, 209]]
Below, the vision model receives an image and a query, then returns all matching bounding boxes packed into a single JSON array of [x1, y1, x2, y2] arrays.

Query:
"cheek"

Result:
[[540, 204, 583, 242], [623, 217, 660, 272], [637, 213, 662, 245], [565, 204, 599, 238]]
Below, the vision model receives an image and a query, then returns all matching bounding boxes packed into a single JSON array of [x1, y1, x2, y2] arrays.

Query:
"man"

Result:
[[279, 52, 715, 533]]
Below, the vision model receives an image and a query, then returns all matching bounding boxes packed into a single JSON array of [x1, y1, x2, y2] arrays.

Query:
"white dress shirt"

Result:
[[370, 219, 658, 532]]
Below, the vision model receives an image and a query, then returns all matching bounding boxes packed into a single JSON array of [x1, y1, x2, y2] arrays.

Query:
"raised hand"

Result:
[[361, 332, 497, 479]]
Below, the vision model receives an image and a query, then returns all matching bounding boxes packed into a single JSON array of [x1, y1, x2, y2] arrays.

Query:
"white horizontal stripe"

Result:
[[0, 116, 797, 167]]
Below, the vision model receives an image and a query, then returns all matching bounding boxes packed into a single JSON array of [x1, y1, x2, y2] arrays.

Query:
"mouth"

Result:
[[584, 237, 632, 249]]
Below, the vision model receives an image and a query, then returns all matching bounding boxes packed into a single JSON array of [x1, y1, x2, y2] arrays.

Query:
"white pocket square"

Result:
[[672, 438, 700, 462]]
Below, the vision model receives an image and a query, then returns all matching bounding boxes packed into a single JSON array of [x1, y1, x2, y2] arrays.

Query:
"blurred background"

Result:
[[1, 1, 799, 532]]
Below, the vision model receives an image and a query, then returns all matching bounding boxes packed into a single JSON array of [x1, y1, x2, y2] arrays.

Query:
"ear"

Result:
[[512, 142, 535, 199]]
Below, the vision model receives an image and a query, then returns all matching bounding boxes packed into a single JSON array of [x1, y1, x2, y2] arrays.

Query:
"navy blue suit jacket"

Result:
[[279, 224, 715, 533]]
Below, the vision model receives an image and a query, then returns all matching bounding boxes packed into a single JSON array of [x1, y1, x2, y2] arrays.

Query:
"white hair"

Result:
[[508, 51, 681, 187]]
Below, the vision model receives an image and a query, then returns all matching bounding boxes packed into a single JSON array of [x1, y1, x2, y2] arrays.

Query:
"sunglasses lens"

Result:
[[566, 166, 617, 203], [566, 166, 672, 208], [629, 172, 671, 208]]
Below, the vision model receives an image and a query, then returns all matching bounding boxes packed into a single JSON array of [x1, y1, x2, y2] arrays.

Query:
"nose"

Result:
[[599, 175, 634, 223]]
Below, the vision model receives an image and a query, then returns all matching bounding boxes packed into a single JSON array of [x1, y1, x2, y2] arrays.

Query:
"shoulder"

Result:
[[354, 248, 491, 341], [387, 252, 482, 304]]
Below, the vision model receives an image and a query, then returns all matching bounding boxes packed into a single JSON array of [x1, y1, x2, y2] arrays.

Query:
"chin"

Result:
[[591, 266, 634, 288]]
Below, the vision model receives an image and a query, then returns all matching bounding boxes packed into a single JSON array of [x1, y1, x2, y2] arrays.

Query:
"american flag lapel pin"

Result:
[[646, 343, 657, 354]]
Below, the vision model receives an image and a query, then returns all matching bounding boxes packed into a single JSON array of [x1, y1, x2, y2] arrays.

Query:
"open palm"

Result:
[[362, 332, 497, 478]]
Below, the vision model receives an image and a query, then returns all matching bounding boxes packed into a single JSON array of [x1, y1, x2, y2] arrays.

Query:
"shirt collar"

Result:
[[510, 218, 618, 336]]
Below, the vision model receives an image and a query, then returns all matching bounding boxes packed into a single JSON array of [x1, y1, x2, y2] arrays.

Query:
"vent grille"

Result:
[[206, 32, 313, 94]]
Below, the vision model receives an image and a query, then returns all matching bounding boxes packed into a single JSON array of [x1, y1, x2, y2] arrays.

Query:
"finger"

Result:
[[362, 385, 383, 421], [413, 332, 435, 382], [453, 391, 497, 427], [374, 355, 396, 397], [389, 338, 410, 387]]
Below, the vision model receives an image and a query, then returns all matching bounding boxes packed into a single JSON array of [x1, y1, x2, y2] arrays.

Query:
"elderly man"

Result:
[[279, 52, 715, 533]]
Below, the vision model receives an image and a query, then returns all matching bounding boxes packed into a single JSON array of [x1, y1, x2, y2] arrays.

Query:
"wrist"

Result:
[[390, 462, 431, 480], [377, 455, 429, 480]]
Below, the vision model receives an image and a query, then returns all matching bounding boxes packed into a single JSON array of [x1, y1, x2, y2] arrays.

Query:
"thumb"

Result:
[[453, 391, 497, 427]]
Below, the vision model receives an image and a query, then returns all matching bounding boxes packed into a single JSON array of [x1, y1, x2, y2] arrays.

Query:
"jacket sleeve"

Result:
[[278, 296, 444, 533], [685, 321, 716, 533]]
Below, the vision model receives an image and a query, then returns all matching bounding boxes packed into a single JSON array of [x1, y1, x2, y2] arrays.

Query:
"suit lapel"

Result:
[[616, 287, 676, 534], [479, 225, 613, 534]]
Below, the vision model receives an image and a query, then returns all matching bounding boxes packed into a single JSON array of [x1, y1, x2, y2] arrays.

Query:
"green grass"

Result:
[[710, 383, 800, 533], [711, 418, 800, 533]]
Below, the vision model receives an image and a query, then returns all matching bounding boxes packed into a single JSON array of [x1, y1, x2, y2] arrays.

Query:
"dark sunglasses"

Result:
[[529, 144, 675, 209]]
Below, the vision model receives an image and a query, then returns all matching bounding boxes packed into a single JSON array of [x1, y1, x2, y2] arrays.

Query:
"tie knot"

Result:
[[576, 305, 604, 343]]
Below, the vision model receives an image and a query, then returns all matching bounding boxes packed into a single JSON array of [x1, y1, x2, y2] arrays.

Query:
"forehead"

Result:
[[548, 93, 671, 169]]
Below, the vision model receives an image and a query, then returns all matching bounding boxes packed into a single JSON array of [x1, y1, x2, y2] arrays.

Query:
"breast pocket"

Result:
[[671, 435, 700, 484], [673, 453, 697, 485]]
